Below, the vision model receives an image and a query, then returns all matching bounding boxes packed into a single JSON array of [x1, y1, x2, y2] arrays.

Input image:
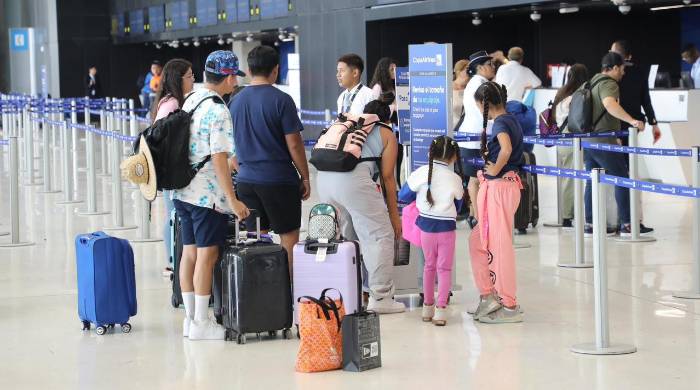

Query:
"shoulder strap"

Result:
[[588, 75, 613, 91], [188, 94, 224, 115], [590, 76, 615, 129]]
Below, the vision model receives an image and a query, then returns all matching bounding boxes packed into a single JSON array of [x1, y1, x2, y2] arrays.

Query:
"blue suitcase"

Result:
[[76, 231, 137, 335]]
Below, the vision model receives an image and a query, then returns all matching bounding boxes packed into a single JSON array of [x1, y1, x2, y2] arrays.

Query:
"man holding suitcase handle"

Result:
[[172, 51, 250, 341]]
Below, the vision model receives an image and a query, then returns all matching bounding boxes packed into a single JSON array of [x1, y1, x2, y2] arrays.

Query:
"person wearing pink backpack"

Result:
[[399, 136, 464, 326]]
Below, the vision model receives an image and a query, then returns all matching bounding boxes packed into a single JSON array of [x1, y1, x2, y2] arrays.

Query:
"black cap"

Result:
[[601, 52, 632, 69], [467, 50, 492, 75]]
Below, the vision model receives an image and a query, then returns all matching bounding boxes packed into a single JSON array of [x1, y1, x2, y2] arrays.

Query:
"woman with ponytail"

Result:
[[398, 136, 464, 326], [469, 81, 525, 324]]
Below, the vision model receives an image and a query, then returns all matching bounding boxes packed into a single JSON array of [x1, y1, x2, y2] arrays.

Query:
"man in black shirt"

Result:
[[610, 40, 661, 144], [85, 66, 102, 99]]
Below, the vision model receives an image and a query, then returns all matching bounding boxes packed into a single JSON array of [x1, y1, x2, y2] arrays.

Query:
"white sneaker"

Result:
[[183, 317, 192, 338], [433, 306, 448, 326], [367, 297, 406, 314], [188, 318, 226, 340], [421, 304, 435, 322]]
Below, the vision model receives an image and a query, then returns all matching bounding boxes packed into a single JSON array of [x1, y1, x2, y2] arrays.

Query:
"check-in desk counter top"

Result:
[[531, 88, 694, 186]]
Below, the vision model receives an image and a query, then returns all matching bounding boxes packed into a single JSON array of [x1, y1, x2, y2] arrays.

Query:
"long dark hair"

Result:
[[551, 64, 589, 120], [363, 92, 395, 123], [474, 81, 507, 161], [426, 136, 463, 207], [370, 57, 396, 94], [151, 58, 192, 119]]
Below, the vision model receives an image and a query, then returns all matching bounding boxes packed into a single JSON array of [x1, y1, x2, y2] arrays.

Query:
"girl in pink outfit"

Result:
[[399, 136, 464, 326], [469, 81, 525, 324]]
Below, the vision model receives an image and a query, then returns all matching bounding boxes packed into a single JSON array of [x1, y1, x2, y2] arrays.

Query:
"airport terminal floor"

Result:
[[1, 142, 700, 389]]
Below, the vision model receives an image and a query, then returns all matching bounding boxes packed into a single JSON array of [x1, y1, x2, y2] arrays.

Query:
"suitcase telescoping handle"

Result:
[[233, 209, 261, 244]]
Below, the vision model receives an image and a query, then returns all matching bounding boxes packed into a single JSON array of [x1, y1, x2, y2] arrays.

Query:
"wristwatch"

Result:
[[649, 118, 658, 126]]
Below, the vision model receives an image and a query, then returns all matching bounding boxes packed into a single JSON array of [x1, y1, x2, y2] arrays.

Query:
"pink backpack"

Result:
[[309, 113, 391, 172]]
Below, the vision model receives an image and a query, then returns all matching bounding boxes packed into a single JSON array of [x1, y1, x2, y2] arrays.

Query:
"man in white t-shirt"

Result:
[[494, 47, 542, 102], [336, 53, 376, 116]]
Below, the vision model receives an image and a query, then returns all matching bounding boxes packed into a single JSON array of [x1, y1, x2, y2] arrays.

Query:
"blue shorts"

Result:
[[173, 200, 229, 248]]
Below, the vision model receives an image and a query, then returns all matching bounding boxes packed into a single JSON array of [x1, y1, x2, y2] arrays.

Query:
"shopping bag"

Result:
[[401, 201, 421, 247], [341, 310, 382, 372], [295, 289, 345, 373]]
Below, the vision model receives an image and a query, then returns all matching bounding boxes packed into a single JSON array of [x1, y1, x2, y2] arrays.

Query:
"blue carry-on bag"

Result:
[[76, 231, 137, 335]]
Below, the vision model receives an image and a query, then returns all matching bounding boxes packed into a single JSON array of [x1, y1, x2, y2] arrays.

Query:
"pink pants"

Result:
[[420, 230, 456, 308], [469, 171, 522, 308]]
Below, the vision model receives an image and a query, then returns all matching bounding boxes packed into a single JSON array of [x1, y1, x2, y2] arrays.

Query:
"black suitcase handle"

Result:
[[233, 209, 262, 245]]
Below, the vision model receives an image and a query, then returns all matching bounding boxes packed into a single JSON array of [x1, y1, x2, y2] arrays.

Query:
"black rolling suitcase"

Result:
[[514, 151, 539, 232], [219, 213, 293, 344]]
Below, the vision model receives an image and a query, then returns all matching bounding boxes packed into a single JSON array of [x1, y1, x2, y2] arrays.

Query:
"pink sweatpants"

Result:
[[469, 171, 522, 308], [420, 230, 456, 308]]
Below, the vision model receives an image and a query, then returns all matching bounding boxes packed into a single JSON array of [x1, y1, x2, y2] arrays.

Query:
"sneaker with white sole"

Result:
[[619, 223, 654, 237], [479, 306, 523, 324], [188, 318, 226, 340], [473, 293, 501, 320], [367, 297, 406, 314], [584, 224, 617, 237], [433, 307, 448, 326], [421, 304, 435, 322], [183, 317, 192, 338]]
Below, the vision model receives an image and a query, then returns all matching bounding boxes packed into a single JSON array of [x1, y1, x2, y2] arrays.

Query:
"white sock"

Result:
[[194, 295, 211, 322], [182, 292, 195, 320]]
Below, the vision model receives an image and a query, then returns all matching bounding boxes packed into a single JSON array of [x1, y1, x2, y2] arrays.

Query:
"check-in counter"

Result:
[[531, 88, 694, 186]]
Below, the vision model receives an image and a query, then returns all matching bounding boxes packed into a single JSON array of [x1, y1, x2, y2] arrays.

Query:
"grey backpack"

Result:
[[567, 76, 613, 134]]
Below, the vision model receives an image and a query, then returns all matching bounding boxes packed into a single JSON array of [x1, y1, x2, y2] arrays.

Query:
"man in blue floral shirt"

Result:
[[172, 50, 249, 341]]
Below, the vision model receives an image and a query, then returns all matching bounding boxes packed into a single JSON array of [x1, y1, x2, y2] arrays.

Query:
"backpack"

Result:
[[506, 100, 536, 137], [133, 94, 224, 191], [567, 76, 613, 134], [538, 101, 562, 137], [309, 113, 392, 172], [307, 203, 341, 241]]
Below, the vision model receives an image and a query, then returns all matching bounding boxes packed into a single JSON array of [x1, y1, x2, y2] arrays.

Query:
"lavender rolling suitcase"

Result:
[[293, 240, 362, 325]]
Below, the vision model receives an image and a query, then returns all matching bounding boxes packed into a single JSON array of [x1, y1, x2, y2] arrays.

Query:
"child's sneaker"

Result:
[[421, 304, 435, 322], [480, 306, 523, 324], [473, 293, 501, 320], [433, 307, 448, 326]]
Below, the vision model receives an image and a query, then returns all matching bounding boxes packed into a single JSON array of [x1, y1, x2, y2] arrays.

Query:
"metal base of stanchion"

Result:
[[613, 236, 657, 243], [38, 189, 61, 194], [672, 291, 700, 299], [24, 182, 43, 186], [102, 225, 137, 231], [557, 262, 594, 268], [76, 210, 110, 216], [543, 222, 563, 228], [0, 241, 36, 248], [56, 199, 83, 205], [570, 343, 637, 355], [514, 241, 531, 249], [0, 232, 9, 237], [129, 237, 163, 243]]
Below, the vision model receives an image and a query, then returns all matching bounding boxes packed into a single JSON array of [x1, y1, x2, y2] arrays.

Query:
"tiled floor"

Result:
[[1, 138, 700, 389]]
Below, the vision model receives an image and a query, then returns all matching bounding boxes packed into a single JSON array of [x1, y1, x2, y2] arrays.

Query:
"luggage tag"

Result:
[[315, 238, 329, 262]]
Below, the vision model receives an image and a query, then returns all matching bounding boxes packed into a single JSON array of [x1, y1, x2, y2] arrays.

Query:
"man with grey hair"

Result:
[[494, 46, 542, 102]]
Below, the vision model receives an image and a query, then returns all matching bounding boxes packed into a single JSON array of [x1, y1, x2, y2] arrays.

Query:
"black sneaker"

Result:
[[619, 223, 654, 237], [584, 224, 617, 237], [515, 228, 528, 235], [562, 219, 573, 230]]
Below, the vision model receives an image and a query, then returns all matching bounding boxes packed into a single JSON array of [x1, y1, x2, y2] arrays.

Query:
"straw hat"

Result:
[[120, 136, 157, 201]]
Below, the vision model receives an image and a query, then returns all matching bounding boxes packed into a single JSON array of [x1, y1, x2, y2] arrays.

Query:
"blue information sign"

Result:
[[395, 67, 410, 144], [9, 29, 29, 52], [408, 44, 453, 172]]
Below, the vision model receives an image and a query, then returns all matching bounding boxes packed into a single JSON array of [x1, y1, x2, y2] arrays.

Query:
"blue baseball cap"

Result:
[[205, 50, 246, 77]]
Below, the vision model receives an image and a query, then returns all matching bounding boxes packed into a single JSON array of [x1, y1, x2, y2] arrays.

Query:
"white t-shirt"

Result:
[[458, 74, 492, 149], [407, 161, 464, 221], [692, 58, 700, 89], [494, 61, 542, 102], [337, 83, 375, 115]]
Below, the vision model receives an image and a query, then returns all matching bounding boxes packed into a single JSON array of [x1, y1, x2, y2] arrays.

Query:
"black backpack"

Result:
[[567, 76, 613, 134], [133, 94, 225, 191]]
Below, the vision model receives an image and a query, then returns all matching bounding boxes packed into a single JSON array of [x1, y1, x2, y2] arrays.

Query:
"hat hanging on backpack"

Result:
[[120, 136, 157, 201]]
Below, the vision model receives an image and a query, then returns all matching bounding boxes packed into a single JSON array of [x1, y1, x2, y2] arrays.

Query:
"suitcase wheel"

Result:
[[81, 321, 91, 331], [96, 326, 107, 336], [121, 323, 131, 333], [237, 334, 247, 345], [295, 325, 300, 339], [171, 294, 179, 308], [268, 330, 277, 338], [283, 328, 292, 340]]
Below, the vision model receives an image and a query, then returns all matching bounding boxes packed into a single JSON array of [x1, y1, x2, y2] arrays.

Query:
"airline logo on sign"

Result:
[[10, 29, 29, 52]]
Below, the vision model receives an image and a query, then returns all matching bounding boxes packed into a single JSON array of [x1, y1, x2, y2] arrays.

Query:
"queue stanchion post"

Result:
[[129, 99, 137, 138], [98, 105, 109, 177], [19, 106, 27, 174], [24, 110, 41, 186], [130, 195, 162, 243], [544, 147, 564, 228], [571, 168, 636, 355], [0, 136, 36, 248], [56, 120, 83, 205], [77, 105, 109, 216], [39, 108, 60, 194], [103, 128, 137, 232], [615, 127, 655, 243], [51, 105, 61, 184], [558, 137, 592, 268], [325, 109, 332, 123], [673, 146, 700, 299]]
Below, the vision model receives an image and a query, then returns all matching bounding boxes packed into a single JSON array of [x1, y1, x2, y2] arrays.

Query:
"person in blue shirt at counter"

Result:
[[681, 44, 700, 88]]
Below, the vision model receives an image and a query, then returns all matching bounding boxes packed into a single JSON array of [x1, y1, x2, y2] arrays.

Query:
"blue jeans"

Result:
[[584, 149, 630, 225], [163, 191, 174, 266]]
